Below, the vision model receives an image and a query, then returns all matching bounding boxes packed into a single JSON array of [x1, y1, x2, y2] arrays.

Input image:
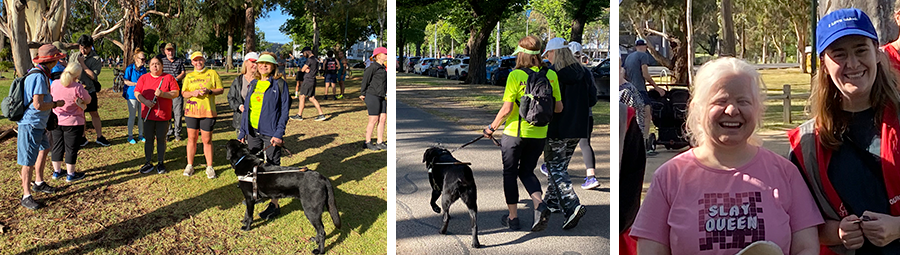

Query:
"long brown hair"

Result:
[[514, 35, 545, 70], [811, 42, 900, 150]]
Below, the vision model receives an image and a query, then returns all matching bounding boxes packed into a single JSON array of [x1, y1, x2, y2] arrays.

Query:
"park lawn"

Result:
[[396, 73, 610, 125], [0, 67, 387, 254]]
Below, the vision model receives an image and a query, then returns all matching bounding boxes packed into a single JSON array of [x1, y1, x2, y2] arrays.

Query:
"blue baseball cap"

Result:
[[816, 8, 878, 56], [635, 39, 647, 46]]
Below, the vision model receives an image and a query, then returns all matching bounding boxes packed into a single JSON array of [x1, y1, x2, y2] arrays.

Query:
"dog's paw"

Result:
[[472, 242, 482, 248], [240, 225, 251, 231], [311, 248, 322, 254], [431, 205, 441, 213]]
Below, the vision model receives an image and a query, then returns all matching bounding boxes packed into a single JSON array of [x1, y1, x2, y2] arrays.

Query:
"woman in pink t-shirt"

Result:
[[49, 63, 91, 182], [629, 57, 822, 255]]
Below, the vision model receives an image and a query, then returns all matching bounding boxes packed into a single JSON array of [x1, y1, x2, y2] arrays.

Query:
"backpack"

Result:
[[516, 67, 555, 136], [2, 69, 45, 121], [325, 58, 338, 71]]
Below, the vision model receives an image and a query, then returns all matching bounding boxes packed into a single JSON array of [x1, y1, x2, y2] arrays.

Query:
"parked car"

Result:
[[431, 58, 453, 78], [405, 57, 421, 73], [591, 58, 611, 100], [415, 58, 436, 74], [484, 57, 500, 81], [490, 56, 517, 86], [445, 57, 470, 80]]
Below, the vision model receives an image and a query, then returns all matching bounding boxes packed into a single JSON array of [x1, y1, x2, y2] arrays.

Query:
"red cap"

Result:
[[372, 47, 387, 57]]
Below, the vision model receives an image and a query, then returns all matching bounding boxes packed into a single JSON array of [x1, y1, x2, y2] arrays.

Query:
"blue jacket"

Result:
[[238, 77, 291, 140]]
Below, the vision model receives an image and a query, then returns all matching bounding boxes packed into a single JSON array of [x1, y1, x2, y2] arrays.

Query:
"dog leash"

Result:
[[450, 133, 500, 153], [236, 154, 309, 200]]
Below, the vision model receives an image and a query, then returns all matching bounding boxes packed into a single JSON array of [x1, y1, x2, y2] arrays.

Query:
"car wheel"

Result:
[[456, 71, 461, 81]]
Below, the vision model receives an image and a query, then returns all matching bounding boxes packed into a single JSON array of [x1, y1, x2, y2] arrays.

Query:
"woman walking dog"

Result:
[[483, 35, 562, 232]]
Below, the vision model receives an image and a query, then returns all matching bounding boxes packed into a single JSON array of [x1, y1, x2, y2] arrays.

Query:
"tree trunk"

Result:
[[398, 38, 406, 72], [761, 35, 767, 64], [570, 18, 586, 43], [226, 25, 234, 71], [8, 0, 32, 76], [312, 13, 320, 53], [464, 17, 501, 85], [244, 2, 256, 52], [686, 0, 694, 85], [720, 0, 736, 57]]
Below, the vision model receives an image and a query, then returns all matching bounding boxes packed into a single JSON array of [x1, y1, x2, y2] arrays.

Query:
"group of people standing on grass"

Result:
[[14, 39, 390, 210], [619, 6, 900, 255], [482, 35, 597, 232]]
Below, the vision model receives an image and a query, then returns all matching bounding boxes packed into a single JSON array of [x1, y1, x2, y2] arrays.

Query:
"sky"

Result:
[[258, 6, 292, 44]]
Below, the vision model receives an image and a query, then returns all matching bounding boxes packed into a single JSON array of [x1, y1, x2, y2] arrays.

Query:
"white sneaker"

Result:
[[183, 164, 194, 176], [206, 166, 216, 179]]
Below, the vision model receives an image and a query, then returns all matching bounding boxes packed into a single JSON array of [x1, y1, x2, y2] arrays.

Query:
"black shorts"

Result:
[[85, 92, 99, 112], [300, 81, 316, 97], [185, 117, 216, 132], [364, 95, 386, 115]]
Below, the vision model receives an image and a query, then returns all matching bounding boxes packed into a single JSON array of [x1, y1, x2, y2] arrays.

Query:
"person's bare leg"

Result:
[[338, 80, 345, 95], [297, 95, 307, 117], [66, 163, 77, 175], [89, 111, 103, 138], [202, 130, 214, 166], [294, 81, 301, 97], [642, 105, 652, 140], [376, 113, 387, 143], [309, 96, 325, 115], [52, 161, 63, 174], [186, 128, 199, 166], [507, 204, 517, 219], [365, 115, 378, 142], [530, 191, 543, 209], [34, 148, 49, 183], [21, 166, 33, 196]]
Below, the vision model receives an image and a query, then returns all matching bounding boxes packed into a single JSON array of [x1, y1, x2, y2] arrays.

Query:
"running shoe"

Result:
[[336, 94, 344, 99], [183, 164, 194, 176], [540, 164, 549, 176], [532, 203, 551, 232], [21, 196, 40, 210], [562, 205, 586, 230], [500, 214, 521, 231], [156, 164, 167, 174], [290, 115, 304, 121], [206, 166, 216, 179], [66, 172, 86, 182], [139, 163, 155, 174], [314, 115, 327, 121], [32, 182, 58, 194], [95, 136, 111, 146], [581, 176, 600, 190], [52, 171, 64, 180]]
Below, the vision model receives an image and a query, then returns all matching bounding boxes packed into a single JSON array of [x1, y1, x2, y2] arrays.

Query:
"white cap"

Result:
[[542, 37, 568, 57], [568, 42, 583, 55], [243, 52, 259, 62]]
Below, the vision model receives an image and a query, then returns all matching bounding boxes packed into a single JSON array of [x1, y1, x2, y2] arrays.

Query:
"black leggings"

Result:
[[500, 136, 545, 204], [581, 116, 595, 169], [51, 125, 84, 164], [144, 120, 168, 164], [247, 132, 282, 166]]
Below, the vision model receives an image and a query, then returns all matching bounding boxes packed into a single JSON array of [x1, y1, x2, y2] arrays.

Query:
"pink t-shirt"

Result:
[[50, 80, 91, 126], [630, 147, 823, 255]]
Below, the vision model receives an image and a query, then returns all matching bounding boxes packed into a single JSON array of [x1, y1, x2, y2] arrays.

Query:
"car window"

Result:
[[462, 59, 469, 64], [486, 60, 497, 66], [501, 58, 516, 68]]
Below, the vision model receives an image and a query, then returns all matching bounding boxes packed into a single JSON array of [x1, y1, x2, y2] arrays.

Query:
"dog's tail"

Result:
[[325, 179, 342, 229]]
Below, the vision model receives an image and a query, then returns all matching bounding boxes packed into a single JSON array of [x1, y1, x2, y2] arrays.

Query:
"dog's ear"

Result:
[[423, 147, 434, 163]]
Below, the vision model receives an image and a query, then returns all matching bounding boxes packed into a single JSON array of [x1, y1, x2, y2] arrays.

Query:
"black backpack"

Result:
[[2, 69, 45, 121], [325, 58, 338, 71], [516, 67, 555, 136]]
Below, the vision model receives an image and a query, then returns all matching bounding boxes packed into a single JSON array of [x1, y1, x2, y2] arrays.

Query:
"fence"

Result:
[[767, 84, 809, 124]]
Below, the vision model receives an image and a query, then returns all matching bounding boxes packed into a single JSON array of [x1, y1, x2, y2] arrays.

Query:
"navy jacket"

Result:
[[238, 77, 291, 140]]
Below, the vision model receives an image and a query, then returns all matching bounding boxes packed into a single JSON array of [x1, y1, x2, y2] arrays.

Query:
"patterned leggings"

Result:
[[543, 138, 582, 214]]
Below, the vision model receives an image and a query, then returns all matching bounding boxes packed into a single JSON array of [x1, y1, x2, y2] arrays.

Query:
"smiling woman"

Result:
[[629, 57, 823, 255]]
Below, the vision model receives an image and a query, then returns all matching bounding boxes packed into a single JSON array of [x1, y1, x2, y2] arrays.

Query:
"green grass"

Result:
[[0, 68, 386, 254]]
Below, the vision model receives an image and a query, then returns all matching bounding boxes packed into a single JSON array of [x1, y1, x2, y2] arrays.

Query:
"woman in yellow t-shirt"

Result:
[[483, 35, 563, 232], [182, 52, 224, 178]]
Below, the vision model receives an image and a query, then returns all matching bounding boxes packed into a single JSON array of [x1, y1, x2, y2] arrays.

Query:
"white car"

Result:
[[415, 58, 436, 74], [445, 57, 470, 80]]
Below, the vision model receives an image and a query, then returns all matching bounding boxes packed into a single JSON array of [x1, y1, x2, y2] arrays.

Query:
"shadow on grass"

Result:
[[17, 184, 242, 255]]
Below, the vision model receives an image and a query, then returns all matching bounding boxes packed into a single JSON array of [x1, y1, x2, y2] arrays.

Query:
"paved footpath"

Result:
[[396, 101, 610, 255]]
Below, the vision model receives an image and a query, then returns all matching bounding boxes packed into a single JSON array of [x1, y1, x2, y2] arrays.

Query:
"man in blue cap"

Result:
[[623, 39, 662, 156]]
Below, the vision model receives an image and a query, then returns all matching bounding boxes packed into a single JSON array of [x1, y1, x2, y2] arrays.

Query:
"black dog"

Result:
[[424, 146, 480, 248], [226, 139, 341, 254]]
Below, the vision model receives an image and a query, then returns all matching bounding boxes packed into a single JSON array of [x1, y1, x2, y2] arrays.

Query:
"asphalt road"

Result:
[[395, 101, 610, 255]]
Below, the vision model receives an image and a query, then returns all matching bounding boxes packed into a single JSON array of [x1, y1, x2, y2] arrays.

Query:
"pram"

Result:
[[647, 85, 690, 151]]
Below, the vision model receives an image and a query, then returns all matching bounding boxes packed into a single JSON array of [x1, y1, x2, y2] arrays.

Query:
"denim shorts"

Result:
[[324, 73, 338, 83], [17, 123, 50, 166]]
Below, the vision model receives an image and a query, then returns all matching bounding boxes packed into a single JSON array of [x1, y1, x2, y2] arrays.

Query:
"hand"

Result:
[[75, 98, 84, 105], [195, 89, 205, 97], [78, 55, 85, 64], [270, 137, 283, 147], [145, 101, 156, 109], [483, 126, 494, 138], [359, 95, 365, 101], [154, 89, 163, 97], [54, 100, 65, 107], [839, 215, 866, 250], [239, 137, 245, 144], [861, 211, 900, 247], [654, 86, 666, 97], [239, 104, 245, 113]]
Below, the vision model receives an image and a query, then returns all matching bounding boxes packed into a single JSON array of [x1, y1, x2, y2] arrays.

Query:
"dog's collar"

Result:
[[232, 155, 247, 168]]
